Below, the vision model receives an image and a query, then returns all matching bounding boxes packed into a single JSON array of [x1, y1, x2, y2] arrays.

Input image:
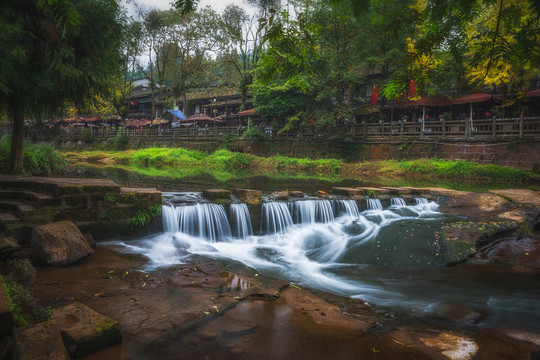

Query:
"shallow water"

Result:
[[112, 197, 540, 332]]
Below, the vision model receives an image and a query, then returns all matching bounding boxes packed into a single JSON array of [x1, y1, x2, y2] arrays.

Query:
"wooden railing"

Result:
[[26, 117, 540, 143]]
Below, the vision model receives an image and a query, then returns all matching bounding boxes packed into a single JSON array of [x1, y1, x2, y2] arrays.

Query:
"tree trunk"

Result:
[[182, 93, 188, 117], [9, 108, 25, 174], [241, 87, 247, 112]]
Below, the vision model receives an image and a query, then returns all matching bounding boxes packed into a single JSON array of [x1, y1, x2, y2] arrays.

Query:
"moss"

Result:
[[73, 318, 121, 358]]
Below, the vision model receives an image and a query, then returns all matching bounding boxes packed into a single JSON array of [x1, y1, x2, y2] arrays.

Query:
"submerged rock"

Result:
[[431, 303, 484, 325], [389, 329, 479, 360], [31, 221, 94, 266], [12, 320, 69, 360], [54, 302, 121, 357]]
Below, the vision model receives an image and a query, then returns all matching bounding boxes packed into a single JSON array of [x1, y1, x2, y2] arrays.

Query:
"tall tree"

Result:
[[220, 5, 265, 110], [0, 0, 124, 173], [167, 7, 223, 114]]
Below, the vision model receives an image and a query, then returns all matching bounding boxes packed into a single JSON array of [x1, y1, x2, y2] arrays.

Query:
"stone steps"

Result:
[[0, 189, 58, 207], [0, 200, 38, 218], [0, 211, 21, 225]]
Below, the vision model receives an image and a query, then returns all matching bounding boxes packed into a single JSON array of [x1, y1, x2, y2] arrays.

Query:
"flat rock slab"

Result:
[[332, 187, 362, 196], [490, 189, 540, 207], [389, 329, 479, 360], [0, 175, 121, 196], [12, 320, 69, 360], [272, 191, 289, 200], [202, 189, 231, 200], [232, 189, 262, 204], [357, 187, 390, 195], [0, 277, 14, 337], [54, 302, 121, 357], [289, 191, 304, 198], [282, 287, 371, 331]]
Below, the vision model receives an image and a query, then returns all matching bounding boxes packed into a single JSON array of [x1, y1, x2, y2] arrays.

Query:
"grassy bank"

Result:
[[63, 147, 539, 184]]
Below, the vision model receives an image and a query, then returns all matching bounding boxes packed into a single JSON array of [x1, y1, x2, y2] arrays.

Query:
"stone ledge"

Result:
[[54, 302, 121, 358]]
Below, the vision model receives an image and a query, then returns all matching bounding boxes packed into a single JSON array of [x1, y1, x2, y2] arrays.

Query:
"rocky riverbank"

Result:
[[1, 186, 539, 359]]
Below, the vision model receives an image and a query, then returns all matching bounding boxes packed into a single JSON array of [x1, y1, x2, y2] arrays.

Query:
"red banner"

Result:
[[409, 79, 416, 99], [370, 85, 380, 105]]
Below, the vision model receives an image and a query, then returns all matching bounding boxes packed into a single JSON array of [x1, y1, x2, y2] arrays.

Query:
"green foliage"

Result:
[[265, 155, 342, 174], [79, 127, 96, 143], [2, 259, 53, 327], [204, 149, 249, 168], [396, 158, 537, 181], [242, 127, 267, 144], [221, 133, 234, 150], [0, 136, 66, 176], [6, 258, 36, 286], [128, 204, 162, 228], [112, 127, 128, 150]]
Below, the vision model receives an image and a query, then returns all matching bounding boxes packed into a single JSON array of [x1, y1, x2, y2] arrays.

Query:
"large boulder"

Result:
[[31, 221, 94, 266]]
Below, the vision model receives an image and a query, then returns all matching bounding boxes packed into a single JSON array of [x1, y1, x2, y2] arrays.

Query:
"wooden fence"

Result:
[[17, 116, 540, 143]]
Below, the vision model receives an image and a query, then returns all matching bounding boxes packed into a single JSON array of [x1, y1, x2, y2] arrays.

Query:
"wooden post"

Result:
[[363, 121, 367, 139], [519, 111, 524, 138], [492, 115, 496, 138], [442, 117, 446, 139], [469, 102, 473, 138], [421, 106, 425, 137], [400, 119, 404, 141]]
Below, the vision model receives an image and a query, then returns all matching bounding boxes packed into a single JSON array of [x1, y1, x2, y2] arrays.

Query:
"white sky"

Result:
[[122, 0, 257, 17]]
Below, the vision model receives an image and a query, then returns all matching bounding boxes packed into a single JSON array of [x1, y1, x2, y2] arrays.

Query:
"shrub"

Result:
[[0, 135, 66, 176], [242, 127, 267, 144], [113, 127, 128, 150], [80, 127, 96, 143]]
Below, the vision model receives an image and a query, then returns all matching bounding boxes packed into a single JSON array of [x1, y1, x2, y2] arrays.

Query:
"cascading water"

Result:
[[335, 199, 360, 217], [229, 203, 253, 238], [163, 203, 232, 242], [290, 200, 335, 224], [121, 195, 540, 332], [390, 197, 407, 207], [260, 202, 293, 234], [162, 204, 179, 233], [366, 198, 383, 211]]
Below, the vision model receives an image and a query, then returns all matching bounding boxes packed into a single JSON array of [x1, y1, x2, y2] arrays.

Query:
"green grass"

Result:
[[393, 158, 535, 181], [65, 147, 539, 185]]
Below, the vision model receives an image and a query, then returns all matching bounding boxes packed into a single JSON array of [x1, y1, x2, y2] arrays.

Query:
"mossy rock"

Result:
[[54, 302, 121, 358], [438, 220, 520, 264]]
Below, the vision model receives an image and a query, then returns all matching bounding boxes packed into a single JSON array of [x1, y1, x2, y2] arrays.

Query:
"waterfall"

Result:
[[290, 200, 335, 224], [414, 197, 439, 212], [335, 199, 360, 217], [390, 198, 407, 207], [366, 198, 383, 211], [261, 202, 293, 234], [168, 203, 232, 242], [229, 203, 253, 239], [162, 204, 179, 233]]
